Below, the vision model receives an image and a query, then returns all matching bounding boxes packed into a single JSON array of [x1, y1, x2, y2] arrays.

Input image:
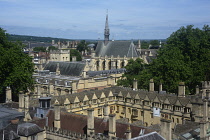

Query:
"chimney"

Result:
[[125, 125, 132, 139], [103, 103, 109, 120], [18, 91, 24, 112], [133, 78, 138, 90], [87, 108, 95, 135], [200, 120, 207, 140], [196, 85, 199, 95], [160, 119, 171, 140], [56, 63, 60, 75], [149, 79, 154, 92], [72, 56, 77, 62], [137, 40, 141, 49], [107, 76, 113, 86], [91, 48, 95, 58], [6, 86, 12, 103], [178, 82, 185, 97], [52, 40, 55, 45], [202, 81, 207, 97], [109, 113, 116, 137], [83, 71, 87, 78], [24, 92, 31, 121], [54, 99, 61, 129], [67, 41, 70, 46], [159, 83, 162, 93], [203, 90, 209, 126]]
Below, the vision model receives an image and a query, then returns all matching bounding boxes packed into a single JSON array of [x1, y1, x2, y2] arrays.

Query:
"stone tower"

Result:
[[104, 11, 110, 44]]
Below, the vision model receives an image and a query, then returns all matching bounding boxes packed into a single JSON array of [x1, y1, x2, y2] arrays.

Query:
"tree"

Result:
[[76, 40, 88, 52], [0, 28, 34, 101], [117, 58, 150, 88], [70, 49, 82, 61], [117, 25, 210, 94], [150, 40, 159, 46], [33, 46, 46, 52], [149, 25, 210, 93], [48, 46, 58, 51]]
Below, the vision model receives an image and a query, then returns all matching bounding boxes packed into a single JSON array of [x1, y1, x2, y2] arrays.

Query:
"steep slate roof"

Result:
[[95, 41, 139, 57], [18, 123, 44, 136], [46, 110, 153, 139], [44, 61, 85, 76]]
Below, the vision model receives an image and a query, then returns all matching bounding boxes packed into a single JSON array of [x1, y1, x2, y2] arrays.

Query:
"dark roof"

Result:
[[0, 107, 24, 122], [87, 68, 126, 77], [17, 123, 44, 136], [130, 132, 165, 140], [44, 61, 85, 76], [46, 110, 153, 139], [95, 41, 139, 57]]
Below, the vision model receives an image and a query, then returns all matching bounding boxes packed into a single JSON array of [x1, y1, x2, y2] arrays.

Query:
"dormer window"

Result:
[[135, 99, 140, 104], [83, 101, 88, 106], [65, 81, 71, 87], [109, 96, 113, 101], [126, 98, 131, 103], [100, 98, 105, 102], [55, 80, 58, 85], [92, 99, 97, 104]]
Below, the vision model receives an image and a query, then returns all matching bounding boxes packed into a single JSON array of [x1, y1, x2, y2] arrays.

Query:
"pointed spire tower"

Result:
[[104, 10, 110, 45]]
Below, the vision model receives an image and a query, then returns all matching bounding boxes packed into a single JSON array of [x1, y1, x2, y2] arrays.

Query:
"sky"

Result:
[[0, 0, 210, 40]]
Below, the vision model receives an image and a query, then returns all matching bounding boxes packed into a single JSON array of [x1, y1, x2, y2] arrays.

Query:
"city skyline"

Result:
[[0, 0, 210, 40]]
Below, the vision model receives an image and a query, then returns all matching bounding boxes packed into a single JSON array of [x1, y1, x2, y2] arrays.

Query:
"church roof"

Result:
[[95, 41, 139, 58], [44, 61, 85, 76]]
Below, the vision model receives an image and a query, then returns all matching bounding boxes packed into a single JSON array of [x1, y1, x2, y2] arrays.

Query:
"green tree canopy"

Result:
[[117, 58, 151, 88], [150, 40, 159, 46], [118, 25, 210, 94], [76, 40, 88, 52], [70, 49, 82, 61], [33, 46, 46, 52], [0, 28, 34, 101], [48, 46, 58, 51]]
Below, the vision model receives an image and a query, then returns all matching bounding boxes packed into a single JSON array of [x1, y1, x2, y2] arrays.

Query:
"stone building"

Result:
[[16, 80, 208, 139], [33, 61, 125, 97]]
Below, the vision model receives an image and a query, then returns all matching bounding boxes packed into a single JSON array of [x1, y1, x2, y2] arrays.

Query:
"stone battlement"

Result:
[[45, 126, 122, 140]]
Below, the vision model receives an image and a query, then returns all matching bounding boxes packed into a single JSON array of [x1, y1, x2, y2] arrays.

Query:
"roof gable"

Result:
[[64, 98, 70, 104], [74, 96, 80, 103], [92, 93, 98, 100], [83, 95, 89, 101]]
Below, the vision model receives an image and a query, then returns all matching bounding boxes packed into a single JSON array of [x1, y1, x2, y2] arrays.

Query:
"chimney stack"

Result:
[[196, 85, 199, 95], [54, 99, 61, 129], [56, 63, 60, 75], [18, 92, 24, 112], [6, 86, 12, 103], [24, 92, 31, 121], [91, 48, 95, 58], [160, 119, 171, 140], [159, 83, 162, 93], [125, 125, 132, 139], [103, 103, 109, 120], [178, 82, 185, 97], [109, 113, 116, 137], [87, 108, 95, 136], [149, 79, 154, 92], [133, 78, 138, 90], [200, 120, 207, 140], [72, 56, 77, 62]]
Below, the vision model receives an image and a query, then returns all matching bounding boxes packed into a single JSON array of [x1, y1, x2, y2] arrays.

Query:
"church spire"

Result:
[[104, 10, 110, 44]]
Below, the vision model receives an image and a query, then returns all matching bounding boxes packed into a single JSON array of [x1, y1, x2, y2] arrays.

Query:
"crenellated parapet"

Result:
[[45, 126, 122, 140]]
